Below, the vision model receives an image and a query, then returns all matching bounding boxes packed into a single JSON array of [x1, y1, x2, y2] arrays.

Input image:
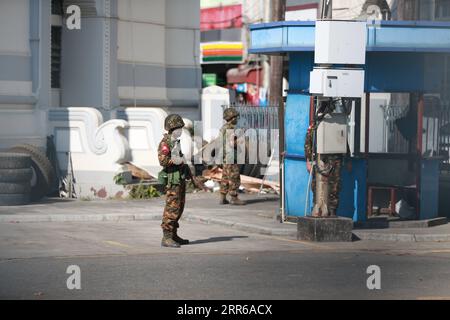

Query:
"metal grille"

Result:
[[221, 104, 280, 179], [382, 103, 410, 153], [438, 100, 450, 167], [223, 104, 279, 130]]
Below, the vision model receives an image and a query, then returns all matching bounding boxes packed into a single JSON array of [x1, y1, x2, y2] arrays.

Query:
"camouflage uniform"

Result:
[[219, 121, 241, 197], [219, 108, 245, 205], [304, 124, 342, 214], [158, 133, 186, 232], [159, 114, 190, 247]]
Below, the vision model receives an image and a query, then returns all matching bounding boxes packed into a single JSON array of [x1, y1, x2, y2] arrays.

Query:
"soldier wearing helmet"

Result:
[[304, 100, 351, 217], [158, 114, 190, 248], [218, 108, 246, 205]]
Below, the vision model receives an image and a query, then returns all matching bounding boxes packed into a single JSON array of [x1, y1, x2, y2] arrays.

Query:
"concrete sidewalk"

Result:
[[0, 192, 297, 237], [0, 192, 449, 242]]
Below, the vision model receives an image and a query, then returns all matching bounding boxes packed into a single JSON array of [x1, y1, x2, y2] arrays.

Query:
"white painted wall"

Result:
[[285, 8, 318, 21], [48, 108, 131, 199], [0, 0, 29, 55], [0, 0, 47, 150], [117, 0, 201, 119]]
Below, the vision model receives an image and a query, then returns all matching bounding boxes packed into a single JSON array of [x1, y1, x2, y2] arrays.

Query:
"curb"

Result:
[[0, 212, 298, 237], [0, 213, 162, 223], [2, 213, 448, 241], [353, 231, 450, 242], [184, 215, 297, 237]]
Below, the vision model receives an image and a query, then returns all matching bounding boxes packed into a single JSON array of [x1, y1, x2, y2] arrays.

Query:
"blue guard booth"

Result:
[[249, 21, 450, 222]]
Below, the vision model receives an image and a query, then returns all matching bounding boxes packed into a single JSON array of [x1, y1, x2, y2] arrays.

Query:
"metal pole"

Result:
[[319, 0, 333, 19]]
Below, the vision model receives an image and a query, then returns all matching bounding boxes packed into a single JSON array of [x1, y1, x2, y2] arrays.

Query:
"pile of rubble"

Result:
[[122, 162, 280, 195]]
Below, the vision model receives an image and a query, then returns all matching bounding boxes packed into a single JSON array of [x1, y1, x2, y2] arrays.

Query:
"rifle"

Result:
[[182, 163, 207, 191]]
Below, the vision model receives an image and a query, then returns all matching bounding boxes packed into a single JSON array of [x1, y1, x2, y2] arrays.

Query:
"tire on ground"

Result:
[[7, 144, 55, 201], [0, 153, 31, 169], [0, 168, 33, 183], [0, 182, 31, 194], [0, 193, 30, 206]]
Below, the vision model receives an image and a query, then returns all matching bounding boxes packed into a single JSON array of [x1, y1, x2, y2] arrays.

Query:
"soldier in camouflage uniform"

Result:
[[219, 108, 246, 205], [158, 114, 190, 248], [304, 123, 343, 217]]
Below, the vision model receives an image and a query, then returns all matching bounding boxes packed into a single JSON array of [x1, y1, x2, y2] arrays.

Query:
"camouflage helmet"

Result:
[[223, 107, 239, 121], [164, 114, 185, 131]]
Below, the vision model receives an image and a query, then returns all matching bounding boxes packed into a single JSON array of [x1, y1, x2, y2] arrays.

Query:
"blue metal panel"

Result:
[[250, 27, 284, 50], [365, 52, 445, 93], [249, 21, 450, 54], [367, 24, 450, 50], [288, 52, 314, 94], [285, 94, 310, 157], [286, 24, 315, 48], [365, 52, 425, 92], [284, 93, 311, 217], [285, 158, 311, 217], [337, 159, 367, 222], [420, 159, 440, 220]]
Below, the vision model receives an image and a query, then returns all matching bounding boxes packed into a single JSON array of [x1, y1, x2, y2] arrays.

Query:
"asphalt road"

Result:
[[1, 220, 450, 300]]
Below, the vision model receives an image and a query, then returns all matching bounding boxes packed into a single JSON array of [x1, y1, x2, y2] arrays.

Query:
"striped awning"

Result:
[[201, 42, 244, 64]]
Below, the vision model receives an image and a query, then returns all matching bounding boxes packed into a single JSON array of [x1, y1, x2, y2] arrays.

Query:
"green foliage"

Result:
[[113, 172, 127, 185], [128, 181, 161, 199]]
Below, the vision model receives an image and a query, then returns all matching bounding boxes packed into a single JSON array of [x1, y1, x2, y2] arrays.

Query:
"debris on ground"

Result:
[[125, 162, 156, 181], [202, 166, 280, 194]]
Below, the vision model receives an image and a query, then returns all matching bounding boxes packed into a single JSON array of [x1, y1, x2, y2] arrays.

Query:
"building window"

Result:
[[436, 0, 450, 20], [51, 26, 62, 89], [51, 0, 63, 89], [51, 0, 63, 15]]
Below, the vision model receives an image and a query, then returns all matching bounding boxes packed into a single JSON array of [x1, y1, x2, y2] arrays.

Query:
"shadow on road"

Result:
[[243, 196, 279, 205], [189, 235, 248, 245]]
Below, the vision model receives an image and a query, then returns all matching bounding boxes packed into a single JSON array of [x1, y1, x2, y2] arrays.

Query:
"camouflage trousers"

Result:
[[311, 156, 342, 211], [161, 180, 186, 231], [220, 164, 241, 197]]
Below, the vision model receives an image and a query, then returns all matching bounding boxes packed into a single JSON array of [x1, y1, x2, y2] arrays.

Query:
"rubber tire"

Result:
[[0, 153, 31, 169], [8, 144, 55, 201], [0, 193, 30, 206], [0, 182, 31, 194], [0, 168, 33, 183]]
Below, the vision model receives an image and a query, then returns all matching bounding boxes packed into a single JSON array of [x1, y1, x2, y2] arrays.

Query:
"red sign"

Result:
[[201, 4, 242, 31]]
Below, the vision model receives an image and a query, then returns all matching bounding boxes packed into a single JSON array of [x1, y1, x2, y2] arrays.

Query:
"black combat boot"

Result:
[[161, 230, 180, 248], [219, 193, 229, 205], [173, 229, 189, 245], [230, 195, 246, 205]]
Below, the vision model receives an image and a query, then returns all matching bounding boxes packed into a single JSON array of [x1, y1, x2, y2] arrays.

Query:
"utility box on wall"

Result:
[[314, 20, 367, 65], [316, 114, 348, 154], [310, 68, 365, 97]]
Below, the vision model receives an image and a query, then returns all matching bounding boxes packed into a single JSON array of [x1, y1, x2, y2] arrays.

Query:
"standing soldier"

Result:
[[304, 99, 352, 217], [158, 114, 190, 248], [304, 123, 343, 217], [219, 108, 246, 205]]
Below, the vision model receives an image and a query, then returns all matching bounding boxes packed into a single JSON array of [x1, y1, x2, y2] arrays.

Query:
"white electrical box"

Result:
[[314, 20, 367, 65], [316, 114, 348, 154], [310, 68, 364, 98]]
